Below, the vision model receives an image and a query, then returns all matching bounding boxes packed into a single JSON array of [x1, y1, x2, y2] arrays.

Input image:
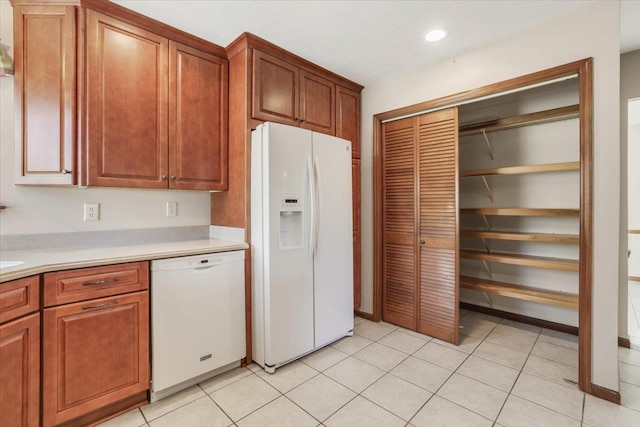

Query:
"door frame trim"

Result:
[[372, 58, 593, 393]]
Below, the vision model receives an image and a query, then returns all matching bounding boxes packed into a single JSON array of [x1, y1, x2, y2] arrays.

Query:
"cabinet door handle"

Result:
[[82, 277, 121, 286], [300, 118, 306, 123], [171, 175, 177, 181], [420, 239, 426, 245], [162, 175, 168, 180], [82, 299, 119, 310], [62, 168, 72, 175]]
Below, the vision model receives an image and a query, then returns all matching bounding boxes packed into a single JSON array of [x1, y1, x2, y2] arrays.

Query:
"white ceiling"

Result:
[[114, 0, 639, 86]]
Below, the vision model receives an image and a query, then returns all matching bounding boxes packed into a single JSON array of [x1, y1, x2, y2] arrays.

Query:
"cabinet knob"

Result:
[[420, 239, 426, 245], [162, 175, 167, 180], [300, 118, 306, 123], [171, 175, 177, 181], [62, 168, 71, 175]]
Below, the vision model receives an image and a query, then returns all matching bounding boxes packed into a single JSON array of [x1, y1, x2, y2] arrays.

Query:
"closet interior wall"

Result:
[[458, 78, 580, 326]]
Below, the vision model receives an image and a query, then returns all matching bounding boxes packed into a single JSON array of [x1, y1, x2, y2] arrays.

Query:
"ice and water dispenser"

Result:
[[279, 195, 303, 249]]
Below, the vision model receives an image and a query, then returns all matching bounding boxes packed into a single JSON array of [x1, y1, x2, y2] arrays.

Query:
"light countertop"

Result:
[[0, 238, 249, 283]]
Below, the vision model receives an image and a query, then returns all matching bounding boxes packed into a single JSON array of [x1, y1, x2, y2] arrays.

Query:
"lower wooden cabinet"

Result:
[[0, 313, 40, 427], [43, 291, 149, 426]]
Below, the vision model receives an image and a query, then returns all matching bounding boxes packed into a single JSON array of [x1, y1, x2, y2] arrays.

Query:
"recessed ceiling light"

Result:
[[425, 28, 448, 42]]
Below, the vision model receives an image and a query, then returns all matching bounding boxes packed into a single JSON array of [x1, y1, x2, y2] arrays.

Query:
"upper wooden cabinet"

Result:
[[252, 50, 335, 133], [170, 41, 228, 190], [336, 86, 361, 158], [13, 5, 76, 185], [11, 0, 229, 191]]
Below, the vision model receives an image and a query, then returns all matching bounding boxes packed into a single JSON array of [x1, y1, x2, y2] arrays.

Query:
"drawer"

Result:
[[44, 261, 149, 307], [0, 275, 40, 324]]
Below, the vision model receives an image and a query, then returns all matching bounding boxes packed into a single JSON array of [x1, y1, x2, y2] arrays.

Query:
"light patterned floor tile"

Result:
[[98, 409, 146, 427], [459, 313, 499, 339], [361, 374, 431, 421], [499, 319, 542, 333], [353, 320, 397, 341], [620, 381, 640, 412], [331, 335, 373, 355], [620, 362, 640, 387], [390, 356, 452, 393], [511, 373, 584, 420], [497, 395, 580, 427], [472, 341, 529, 370], [583, 394, 640, 427], [149, 397, 232, 427], [141, 385, 206, 421], [286, 374, 356, 422], [354, 316, 366, 326], [522, 355, 579, 389], [210, 374, 280, 421], [324, 396, 405, 427], [485, 323, 539, 352], [256, 361, 318, 393], [246, 363, 262, 373], [531, 340, 578, 368], [301, 346, 349, 372], [410, 395, 493, 427], [397, 327, 434, 341], [323, 357, 385, 393], [436, 373, 507, 420], [456, 355, 519, 392], [353, 342, 408, 371], [619, 347, 640, 367], [237, 396, 318, 427], [539, 328, 579, 350], [413, 341, 468, 371], [378, 330, 428, 354], [200, 367, 252, 394], [432, 333, 482, 354]]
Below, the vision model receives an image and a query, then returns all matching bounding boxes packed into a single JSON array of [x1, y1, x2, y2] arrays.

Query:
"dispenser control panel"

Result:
[[279, 194, 303, 250], [280, 197, 302, 211]]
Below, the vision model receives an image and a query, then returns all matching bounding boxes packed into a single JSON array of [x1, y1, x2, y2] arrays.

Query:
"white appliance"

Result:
[[251, 122, 354, 373], [150, 251, 246, 401]]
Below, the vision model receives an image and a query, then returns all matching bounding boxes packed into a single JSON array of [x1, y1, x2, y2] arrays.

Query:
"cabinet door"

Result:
[[336, 86, 361, 158], [416, 109, 459, 344], [252, 50, 299, 125], [0, 313, 40, 427], [381, 117, 416, 329], [169, 41, 228, 190], [43, 291, 149, 426], [13, 5, 76, 185], [299, 70, 335, 134], [86, 10, 168, 188]]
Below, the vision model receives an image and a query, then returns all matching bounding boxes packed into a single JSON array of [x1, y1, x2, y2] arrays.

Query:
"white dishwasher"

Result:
[[151, 251, 246, 402]]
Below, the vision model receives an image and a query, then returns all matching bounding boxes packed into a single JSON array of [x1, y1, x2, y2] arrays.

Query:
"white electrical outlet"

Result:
[[166, 202, 177, 217], [84, 203, 100, 221]]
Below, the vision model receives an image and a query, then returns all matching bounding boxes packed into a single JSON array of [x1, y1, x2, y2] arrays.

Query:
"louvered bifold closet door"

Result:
[[417, 108, 459, 344], [382, 117, 416, 329]]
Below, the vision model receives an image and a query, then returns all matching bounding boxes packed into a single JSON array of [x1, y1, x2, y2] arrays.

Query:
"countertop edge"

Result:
[[0, 241, 249, 283]]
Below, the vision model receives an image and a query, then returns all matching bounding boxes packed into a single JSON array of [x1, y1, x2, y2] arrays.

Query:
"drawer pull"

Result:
[[82, 277, 121, 286], [82, 299, 119, 310]]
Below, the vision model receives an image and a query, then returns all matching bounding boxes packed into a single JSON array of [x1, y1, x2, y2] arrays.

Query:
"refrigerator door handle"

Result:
[[313, 155, 321, 256], [307, 156, 315, 261]]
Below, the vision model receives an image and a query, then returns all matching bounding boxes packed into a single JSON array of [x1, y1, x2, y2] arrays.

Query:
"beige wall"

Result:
[[619, 50, 640, 340], [360, 0, 620, 390], [0, 0, 212, 236]]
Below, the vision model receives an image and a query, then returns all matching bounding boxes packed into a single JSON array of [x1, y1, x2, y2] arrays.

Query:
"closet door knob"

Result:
[[62, 168, 71, 175], [420, 239, 425, 245]]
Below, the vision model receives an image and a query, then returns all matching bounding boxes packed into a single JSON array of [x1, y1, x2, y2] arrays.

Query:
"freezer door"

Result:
[[261, 123, 315, 366], [312, 132, 354, 347]]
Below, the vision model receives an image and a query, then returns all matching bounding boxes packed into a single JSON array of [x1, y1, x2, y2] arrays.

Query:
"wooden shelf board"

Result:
[[460, 208, 579, 217], [460, 230, 579, 244], [459, 104, 579, 137], [460, 161, 579, 178], [460, 249, 579, 271], [460, 275, 578, 309]]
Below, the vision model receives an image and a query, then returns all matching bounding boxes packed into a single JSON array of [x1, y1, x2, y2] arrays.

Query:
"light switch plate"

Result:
[[166, 202, 177, 217], [84, 203, 99, 221]]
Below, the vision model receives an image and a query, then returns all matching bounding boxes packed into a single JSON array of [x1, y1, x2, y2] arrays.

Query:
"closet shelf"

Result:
[[460, 161, 579, 178], [460, 249, 579, 271], [460, 230, 579, 244], [458, 104, 579, 137], [461, 208, 579, 217], [460, 275, 578, 309]]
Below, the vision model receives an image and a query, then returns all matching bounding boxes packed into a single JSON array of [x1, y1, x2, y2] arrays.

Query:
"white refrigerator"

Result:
[[251, 122, 354, 373]]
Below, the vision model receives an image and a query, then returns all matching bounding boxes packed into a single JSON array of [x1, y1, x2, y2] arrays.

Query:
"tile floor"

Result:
[[100, 311, 640, 427], [628, 281, 640, 344]]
